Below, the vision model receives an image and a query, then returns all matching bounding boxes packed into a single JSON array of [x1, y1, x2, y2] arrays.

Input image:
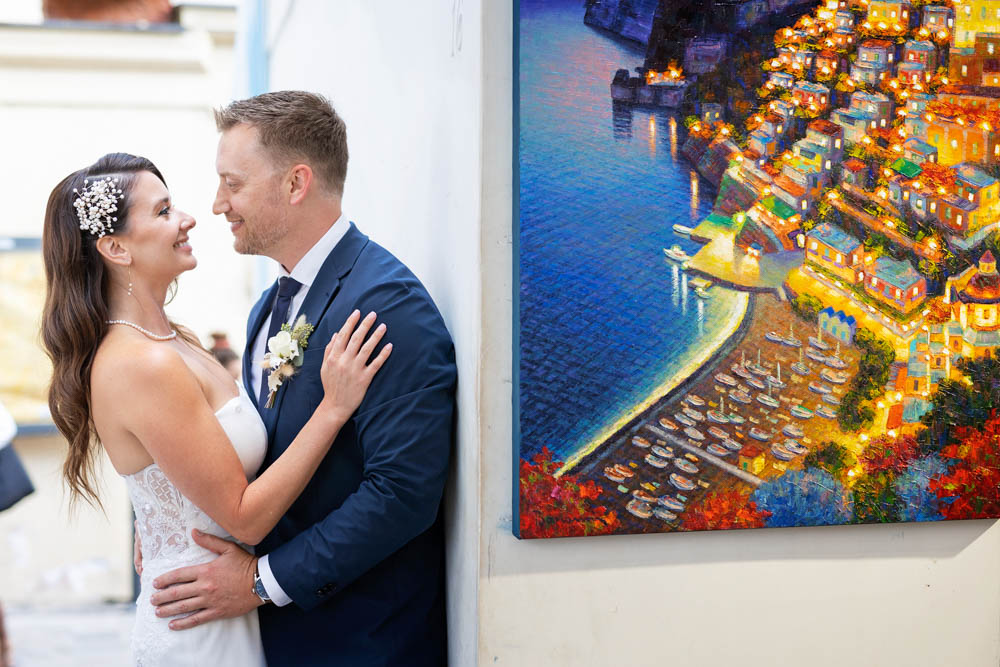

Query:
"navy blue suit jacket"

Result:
[[242, 223, 455, 666]]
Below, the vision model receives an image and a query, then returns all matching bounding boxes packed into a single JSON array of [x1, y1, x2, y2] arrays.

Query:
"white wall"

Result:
[[271, 2, 1000, 666], [0, 6, 248, 605], [0, 7, 251, 348], [266, 2, 483, 664]]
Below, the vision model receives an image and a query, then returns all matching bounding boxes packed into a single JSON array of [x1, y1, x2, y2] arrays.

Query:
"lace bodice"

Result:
[[122, 382, 268, 666]]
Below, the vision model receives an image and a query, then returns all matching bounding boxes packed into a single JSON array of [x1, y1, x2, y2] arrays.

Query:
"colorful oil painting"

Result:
[[514, 0, 1000, 538]]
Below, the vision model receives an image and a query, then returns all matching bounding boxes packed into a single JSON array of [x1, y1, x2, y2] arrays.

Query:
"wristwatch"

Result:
[[252, 562, 271, 604]]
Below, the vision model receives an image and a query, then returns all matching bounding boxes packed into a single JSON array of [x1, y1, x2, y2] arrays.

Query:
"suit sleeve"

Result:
[[264, 280, 456, 610]]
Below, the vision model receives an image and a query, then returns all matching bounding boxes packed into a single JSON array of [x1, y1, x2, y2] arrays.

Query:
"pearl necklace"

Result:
[[106, 320, 178, 341]]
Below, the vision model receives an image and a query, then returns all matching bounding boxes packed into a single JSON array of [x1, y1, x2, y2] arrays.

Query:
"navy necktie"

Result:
[[259, 276, 303, 407]]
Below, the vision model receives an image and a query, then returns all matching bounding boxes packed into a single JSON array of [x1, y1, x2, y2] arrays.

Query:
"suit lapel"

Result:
[[244, 280, 278, 411], [261, 222, 370, 441]]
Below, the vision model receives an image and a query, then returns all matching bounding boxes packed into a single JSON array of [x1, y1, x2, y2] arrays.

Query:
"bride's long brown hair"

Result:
[[41, 153, 197, 509]]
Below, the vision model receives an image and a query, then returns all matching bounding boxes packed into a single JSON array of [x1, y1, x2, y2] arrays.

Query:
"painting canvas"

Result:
[[514, 0, 1000, 538]]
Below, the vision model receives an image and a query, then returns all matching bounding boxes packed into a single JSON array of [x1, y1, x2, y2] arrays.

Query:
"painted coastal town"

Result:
[[516, 0, 1000, 538]]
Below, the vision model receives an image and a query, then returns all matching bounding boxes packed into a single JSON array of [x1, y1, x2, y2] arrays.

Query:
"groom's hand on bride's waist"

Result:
[[149, 529, 263, 631]]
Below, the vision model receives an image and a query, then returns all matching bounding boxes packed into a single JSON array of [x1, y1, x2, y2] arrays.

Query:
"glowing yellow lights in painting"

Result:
[[690, 170, 699, 219], [669, 116, 677, 162]]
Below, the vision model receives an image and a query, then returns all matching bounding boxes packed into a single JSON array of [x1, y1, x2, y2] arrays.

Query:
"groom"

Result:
[[148, 91, 456, 666]]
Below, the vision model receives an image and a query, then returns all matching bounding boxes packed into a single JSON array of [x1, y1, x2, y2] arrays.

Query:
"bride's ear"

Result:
[[95, 235, 132, 267]]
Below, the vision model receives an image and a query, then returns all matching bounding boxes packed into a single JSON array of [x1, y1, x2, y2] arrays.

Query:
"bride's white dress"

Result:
[[123, 383, 268, 666]]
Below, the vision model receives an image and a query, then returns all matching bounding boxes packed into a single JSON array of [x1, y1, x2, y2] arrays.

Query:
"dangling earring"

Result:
[[127, 264, 134, 297]]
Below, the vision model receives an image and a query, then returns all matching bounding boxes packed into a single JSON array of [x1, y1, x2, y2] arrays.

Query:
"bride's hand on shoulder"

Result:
[[319, 310, 392, 423]]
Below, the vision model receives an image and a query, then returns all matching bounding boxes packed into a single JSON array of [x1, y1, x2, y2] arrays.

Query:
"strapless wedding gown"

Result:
[[123, 383, 267, 666]]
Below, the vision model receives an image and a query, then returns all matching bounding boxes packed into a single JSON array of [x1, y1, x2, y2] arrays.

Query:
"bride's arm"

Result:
[[120, 310, 390, 546]]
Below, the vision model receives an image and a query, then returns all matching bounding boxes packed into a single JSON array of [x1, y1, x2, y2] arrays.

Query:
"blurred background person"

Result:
[[0, 398, 35, 667], [212, 346, 242, 381]]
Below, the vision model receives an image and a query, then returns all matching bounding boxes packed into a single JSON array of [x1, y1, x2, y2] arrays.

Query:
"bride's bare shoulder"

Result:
[[92, 332, 189, 399]]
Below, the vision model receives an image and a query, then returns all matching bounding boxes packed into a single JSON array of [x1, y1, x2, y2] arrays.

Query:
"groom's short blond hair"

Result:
[[214, 91, 348, 196]]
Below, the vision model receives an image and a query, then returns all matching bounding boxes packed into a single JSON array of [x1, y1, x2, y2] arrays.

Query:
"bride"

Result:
[[40, 153, 391, 666]]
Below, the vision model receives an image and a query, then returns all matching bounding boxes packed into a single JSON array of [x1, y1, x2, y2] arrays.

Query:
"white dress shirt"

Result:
[[251, 214, 349, 606]]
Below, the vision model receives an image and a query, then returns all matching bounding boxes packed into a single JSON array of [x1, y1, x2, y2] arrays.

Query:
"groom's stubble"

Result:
[[233, 182, 292, 258]]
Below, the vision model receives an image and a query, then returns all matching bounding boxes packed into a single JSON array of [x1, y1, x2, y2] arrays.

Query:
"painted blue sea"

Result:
[[517, 0, 746, 462]]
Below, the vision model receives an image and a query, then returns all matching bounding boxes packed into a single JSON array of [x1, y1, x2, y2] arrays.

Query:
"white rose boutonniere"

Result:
[[260, 314, 315, 408]]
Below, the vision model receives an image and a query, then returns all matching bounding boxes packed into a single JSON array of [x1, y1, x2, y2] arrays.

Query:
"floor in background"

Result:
[[5, 603, 132, 665]]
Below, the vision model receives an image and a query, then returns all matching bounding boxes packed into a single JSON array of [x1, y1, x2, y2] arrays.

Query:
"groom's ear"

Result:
[[95, 235, 132, 267], [287, 164, 313, 206]]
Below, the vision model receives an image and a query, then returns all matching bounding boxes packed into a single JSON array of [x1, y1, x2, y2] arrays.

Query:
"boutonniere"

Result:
[[260, 314, 315, 408]]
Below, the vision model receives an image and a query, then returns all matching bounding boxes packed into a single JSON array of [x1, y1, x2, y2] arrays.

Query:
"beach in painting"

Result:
[[517, 0, 1000, 538]]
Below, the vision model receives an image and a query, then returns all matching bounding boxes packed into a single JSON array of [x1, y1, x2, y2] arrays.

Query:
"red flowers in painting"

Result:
[[930, 415, 1000, 520], [859, 434, 919, 476], [519, 447, 620, 538], [680, 489, 770, 532]]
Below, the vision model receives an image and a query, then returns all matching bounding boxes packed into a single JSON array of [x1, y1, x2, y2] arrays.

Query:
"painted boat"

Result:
[[782, 424, 804, 438], [791, 362, 811, 376], [658, 417, 679, 431], [822, 393, 841, 406], [808, 381, 832, 394], [785, 440, 809, 455], [663, 245, 691, 263], [706, 410, 729, 424], [612, 463, 634, 477], [781, 322, 801, 348], [809, 336, 831, 351], [746, 376, 766, 390], [626, 499, 653, 519], [765, 331, 785, 344], [669, 473, 696, 491], [790, 404, 814, 419], [707, 425, 728, 440], [706, 443, 730, 457], [683, 407, 705, 422], [651, 445, 674, 459], [770, 443, 796, 461], [645, 453, 670, 468], [604, 467, 628, 483], [685, 394, 706, 407], [824, 355, 848, 370], [806, 349, 828, 363], [672, 223, 695, 235], [674, 459, 699, 474], [683, 426, 705, 441], [768, 375, 786, 389], [722, 437, 743, 451], [820, 368, 849, 384], [715, 372, 738, 387], [729, 390, 752, 404], [749, 427, 770, 441], [632, 488, 657, 503], [757, 393, 780, 409], [675, 413, 695, 427], [632, 435, 652, 448], [658, 495, 685, 512], [748, 363, 770, 377], [653, 506, 678, 522], [816, 405, 837, 419], [732, 364, 753, 380], [726, 412, 746, 425]]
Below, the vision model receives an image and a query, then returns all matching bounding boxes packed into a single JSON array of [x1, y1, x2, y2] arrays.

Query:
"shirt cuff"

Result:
[[257, 554, 293, 607]]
